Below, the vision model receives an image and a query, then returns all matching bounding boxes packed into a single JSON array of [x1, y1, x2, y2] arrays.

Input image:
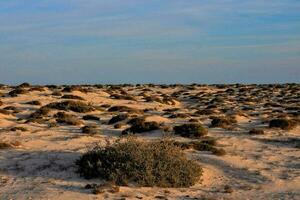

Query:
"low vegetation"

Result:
[[45, 101, 95, 113], [76, 138, 202, 187], [269, 118, 297, 130], [173, 123, 208, 137]]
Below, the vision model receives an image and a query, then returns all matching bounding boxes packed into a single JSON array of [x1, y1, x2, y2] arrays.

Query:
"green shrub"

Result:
[[76, 138, 202, 187], [174, 124, 208, 138]]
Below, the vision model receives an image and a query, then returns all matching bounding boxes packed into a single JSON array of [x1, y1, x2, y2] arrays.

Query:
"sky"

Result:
[[0, 0, 299, 85]]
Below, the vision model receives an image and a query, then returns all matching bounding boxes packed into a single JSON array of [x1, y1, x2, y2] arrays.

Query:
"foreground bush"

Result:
[[174, 123, 208, 137], [76, 138, 202, 187]]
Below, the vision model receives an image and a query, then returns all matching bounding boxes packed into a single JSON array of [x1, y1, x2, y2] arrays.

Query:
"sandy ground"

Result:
[[0, 84, 299, 200]]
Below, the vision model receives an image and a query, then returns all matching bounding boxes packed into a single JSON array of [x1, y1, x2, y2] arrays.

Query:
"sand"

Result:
[[0, 84, 299, 200]]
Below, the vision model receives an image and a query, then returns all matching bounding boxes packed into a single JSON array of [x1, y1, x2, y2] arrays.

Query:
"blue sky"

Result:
[[0, 0, 299, 84]]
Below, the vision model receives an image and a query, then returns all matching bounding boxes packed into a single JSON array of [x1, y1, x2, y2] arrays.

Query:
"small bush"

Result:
[[76, 138, 202, 187], [174, 124, 208, 138], [10, 127, 28, 132], [108, 106, 143, 114], [9, 88, 28, 97], [82, 115, 100, 121], [269, 118, 297, 130], [249, 128, 264, 135], [0, 109, 10, 115], [210, 116, 236, 129], [45, 101, 95, 113], [108, 114, 128, 124], [122, 119, 160, 135], [25, 100, 41, 105], [55, 112, 82, 125], [81, 125, 102, 135], [0, 141, 13, 149], [61, 94, 84, 100]]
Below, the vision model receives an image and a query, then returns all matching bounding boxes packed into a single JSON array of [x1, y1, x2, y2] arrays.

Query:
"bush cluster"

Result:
[[76, 138, 202, 187]]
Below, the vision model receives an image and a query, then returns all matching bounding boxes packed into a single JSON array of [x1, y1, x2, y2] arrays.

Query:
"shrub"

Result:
[[76, 138, 202, 187], [29, 107, 50, 119], [174, 124, 208, 138], [52, 90, 62, 96], [269, 118, 297, 130], [122, 119, 160, 135], [0, 109, 10, 115], [0, 100, 3, 106], [45, 101, 95, 113], [25, 100, 41, 105], [249, 128, 264, 135], [210, 116, 236, 129], [55, 112, 82, 125], [108, 106, 143, 114], [108, 114, 128, 124], [82, 115, 100, 121], [61, 94, 84, 100], [0, 141, 13, 149], [10, 127, 28, 132], [8, 88, 28, 97], [81, 125, 102, 135]]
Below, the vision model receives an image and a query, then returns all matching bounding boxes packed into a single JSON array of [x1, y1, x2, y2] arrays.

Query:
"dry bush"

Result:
[[249, 128, 264, 135], [55, 112, 82, 125], [82, 115, 100, 121], [122, 118, 160, 135], [108, 106, 143, 114], [174, 124, 208, 138], [269, 118, 297, 130], [0, 109, 10, 115], [61, 94, 84, 100], [108, 114, 128, 124], [76, 138, 202, 187], [10, 127, 28, 132], [210, 116, 237, 129], [25, 100, 41, 105], [81, 125, 102, 135], [9, 88, 28, 97], [45, 101, 95, 113], [0, 141, 13, 149]]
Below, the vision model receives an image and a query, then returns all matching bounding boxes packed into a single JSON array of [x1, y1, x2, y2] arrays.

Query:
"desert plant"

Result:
[[61, 94, 84, 100], [249, 128, 264, 135], [108, 106, 143, 114], [108, 114, 128, 124], [55, 112, 82, 125], [25, 100, 41, 105], [10, 127, 28, 132], [173, 124, 208, 138], [210, 116, 237, 129], [82, 115, 100, 121], [81, 125, 101, 135], [8, 88, 28, 97], [122, 118, 160, 135], [76, 138, 202, 187], [269, 118, 297, 130], [45, 101, 95, 113]]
